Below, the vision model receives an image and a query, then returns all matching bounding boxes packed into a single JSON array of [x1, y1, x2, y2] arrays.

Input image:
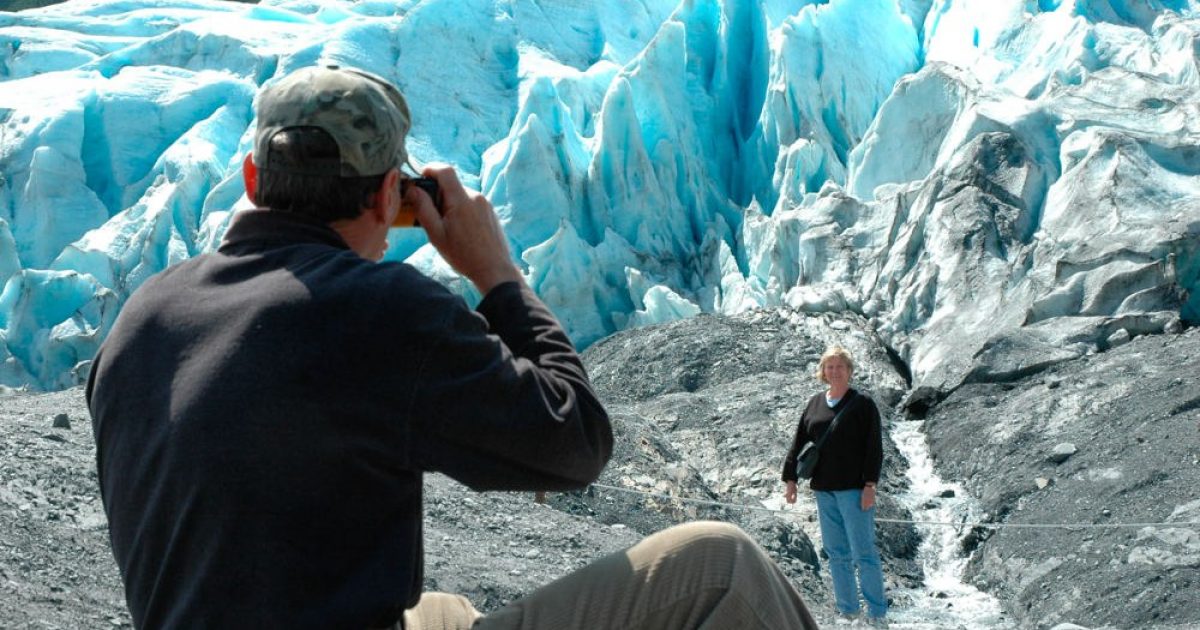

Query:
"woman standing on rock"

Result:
[[782, 346, 888, 627]]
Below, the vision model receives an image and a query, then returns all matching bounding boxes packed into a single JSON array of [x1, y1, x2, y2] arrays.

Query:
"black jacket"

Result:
[[86, 209, 612, 629], [781, 388, 882, 490]]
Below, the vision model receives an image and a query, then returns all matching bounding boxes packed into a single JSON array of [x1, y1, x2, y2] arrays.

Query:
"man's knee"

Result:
[[404, 592, 480, 630], [667, 521, 755, 550], [655, 520, 766, 574]]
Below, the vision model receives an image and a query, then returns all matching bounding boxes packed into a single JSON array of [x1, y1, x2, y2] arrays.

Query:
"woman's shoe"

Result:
[[834, 611, 860, 625]]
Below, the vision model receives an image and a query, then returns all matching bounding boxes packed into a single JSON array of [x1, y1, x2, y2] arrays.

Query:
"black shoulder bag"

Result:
[[794, 391, 857, 480]]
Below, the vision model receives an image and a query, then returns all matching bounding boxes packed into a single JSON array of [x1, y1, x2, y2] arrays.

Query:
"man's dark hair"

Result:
[[255, 127, 388, 222]]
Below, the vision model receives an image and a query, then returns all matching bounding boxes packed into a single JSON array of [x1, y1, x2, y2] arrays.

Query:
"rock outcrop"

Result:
[[922, 327, 1200, 629]]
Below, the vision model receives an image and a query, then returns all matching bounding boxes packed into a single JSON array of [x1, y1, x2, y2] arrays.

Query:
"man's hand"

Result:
[[412, 165, 523, 295], [784, 481, 797, 504], [861, 484, 876, 510]]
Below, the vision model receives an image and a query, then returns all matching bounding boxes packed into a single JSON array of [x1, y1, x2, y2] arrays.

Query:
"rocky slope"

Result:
[[1, 308, 1197, 628], [919, 326, 1200, 629]]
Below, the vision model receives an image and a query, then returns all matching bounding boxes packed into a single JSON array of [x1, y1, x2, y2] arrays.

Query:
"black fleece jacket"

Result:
[[87, 209, 612, 630], [781, 388, 883, 490]]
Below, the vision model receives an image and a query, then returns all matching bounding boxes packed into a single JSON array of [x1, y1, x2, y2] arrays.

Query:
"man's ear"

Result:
[[243, 154, 258, 205], [368, 168, 402, 226]]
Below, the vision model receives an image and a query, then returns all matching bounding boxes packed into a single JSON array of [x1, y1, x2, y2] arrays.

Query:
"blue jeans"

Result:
[[815, 489, 887, 618]]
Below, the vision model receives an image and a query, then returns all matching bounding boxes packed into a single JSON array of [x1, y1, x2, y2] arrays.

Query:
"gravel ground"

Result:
[[0, 388, 128, 629], [0, 309, 915, 628]]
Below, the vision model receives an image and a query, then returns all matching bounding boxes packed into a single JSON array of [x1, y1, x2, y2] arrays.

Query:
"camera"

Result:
[[393, 177, 441, 227]]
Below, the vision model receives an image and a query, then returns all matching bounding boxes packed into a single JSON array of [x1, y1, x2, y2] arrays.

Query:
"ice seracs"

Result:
[[1, 0, 1198, 390]]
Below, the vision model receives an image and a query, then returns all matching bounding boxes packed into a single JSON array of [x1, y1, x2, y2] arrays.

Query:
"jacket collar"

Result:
[[218, 209, 350, 254]]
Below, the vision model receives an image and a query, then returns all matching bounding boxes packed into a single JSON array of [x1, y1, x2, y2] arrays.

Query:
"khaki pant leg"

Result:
[[402, 592, 482, 630], [474, 520, 818, 630]]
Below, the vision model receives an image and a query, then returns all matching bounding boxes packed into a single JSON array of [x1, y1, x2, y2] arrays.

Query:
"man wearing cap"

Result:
[[87, 66, 817, 630]]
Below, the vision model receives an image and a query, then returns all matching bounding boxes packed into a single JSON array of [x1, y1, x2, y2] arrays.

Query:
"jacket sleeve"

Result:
[[861, 396, 884, 485], [408, 281, 612, 491], [781, 400, 812, 483]]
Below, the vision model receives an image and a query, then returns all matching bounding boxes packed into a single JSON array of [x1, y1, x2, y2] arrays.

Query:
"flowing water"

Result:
[[884, 418, 1014, 629]]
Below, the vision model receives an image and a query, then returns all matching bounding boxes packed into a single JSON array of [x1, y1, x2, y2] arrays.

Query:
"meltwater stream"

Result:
[[886, 419, 1013, 629]]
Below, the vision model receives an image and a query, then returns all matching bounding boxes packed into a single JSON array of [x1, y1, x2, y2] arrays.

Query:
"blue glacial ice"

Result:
[[1, 0, 1198, 390]]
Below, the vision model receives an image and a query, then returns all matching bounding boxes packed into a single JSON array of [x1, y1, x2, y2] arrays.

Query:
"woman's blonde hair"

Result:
[[815, 346, 855, 383]]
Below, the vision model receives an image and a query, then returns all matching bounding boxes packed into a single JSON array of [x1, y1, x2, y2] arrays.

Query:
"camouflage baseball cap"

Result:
[[253, 65, 411, 178]]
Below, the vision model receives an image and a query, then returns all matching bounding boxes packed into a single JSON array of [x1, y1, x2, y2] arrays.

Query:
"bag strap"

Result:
[[810, 390, 857, 452]]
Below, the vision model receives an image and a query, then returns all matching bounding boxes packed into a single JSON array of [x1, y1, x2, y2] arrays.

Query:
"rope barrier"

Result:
[[587, 482, 1200, 530]]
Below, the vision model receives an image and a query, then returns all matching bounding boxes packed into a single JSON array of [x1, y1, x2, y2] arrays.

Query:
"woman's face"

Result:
[[823, 357, 851, 388]]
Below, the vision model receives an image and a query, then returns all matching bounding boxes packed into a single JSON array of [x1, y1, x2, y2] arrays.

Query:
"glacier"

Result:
[[0, 0, 1198, 391]]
